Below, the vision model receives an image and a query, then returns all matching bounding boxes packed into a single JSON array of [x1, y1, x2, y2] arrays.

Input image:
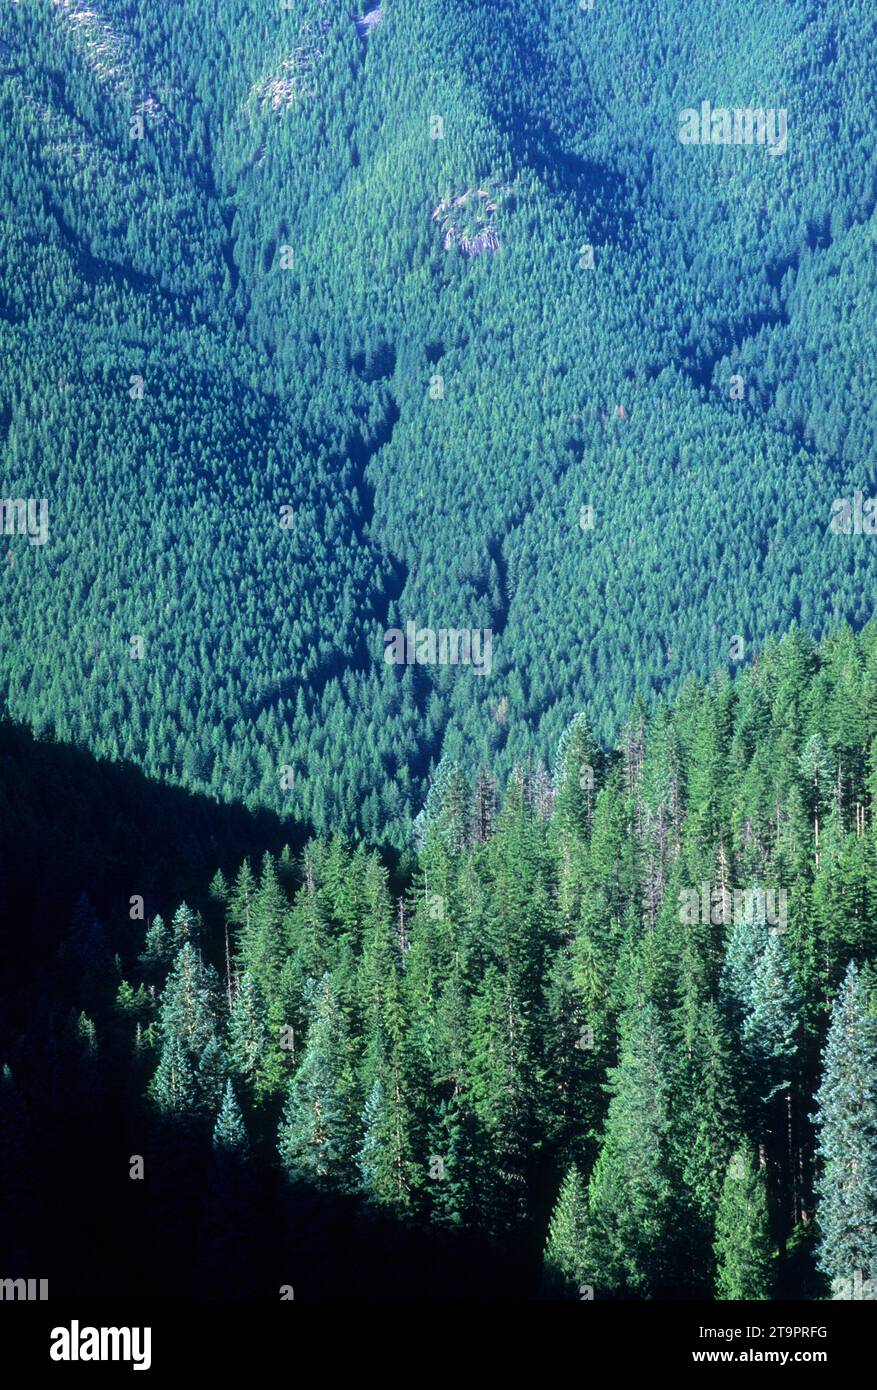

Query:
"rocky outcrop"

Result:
[[432, 182, 513, 258]]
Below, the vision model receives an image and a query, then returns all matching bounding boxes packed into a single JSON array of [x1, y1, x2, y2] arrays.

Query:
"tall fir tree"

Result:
[[713, 1148, 774, 1299], [812, 962, 877, 1296], [277, 974, 357, 1188], [138, 914, 173, 983], [228, 972, 271, 1103], [675, 1002, 743, 1290], [238, 855, 287, 1004], [158, 942, 222, 1060], [356, 1065, 418, 1212], [579, 1003, 682, 1297], [152, 1033, 199, 1119], [553, 713, 601, 841], [542, 1165, 589, 1298], [197, 1034, 229, 1115], [213, 1080, 250, 1157], [741, 933, 803, 1230]]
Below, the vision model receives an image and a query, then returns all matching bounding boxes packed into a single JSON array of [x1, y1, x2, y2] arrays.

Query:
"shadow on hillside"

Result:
[[0, 717, 538, 1300], [0, 716, 307, 976], [22, 1112, 532, 1300]]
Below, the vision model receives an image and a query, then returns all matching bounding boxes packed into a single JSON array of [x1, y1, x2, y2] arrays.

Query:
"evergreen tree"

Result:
[[676, 1002, 743, 1288], [197, 1035, 229, 1115], [228, 859, 257, 959], [138, 914, 173, 982], [543, 1165, 589, 1298], [553, 713, 601, 839], [425, 1096, 479, 1231], [240, 854, 288, 1003], [812, 963, 877, 1295], [718, 891, 769, 1031], [418, 758, 470, 854], [277, 974, 357, 1188], [213, 1080, 250, 1157], [580, 1003, 682, 1297], [471, 767, 497, 845], [468, 965, 534, 1234], [152, 1034, 199, 1119], [228, 972, 270, 1103], [356, 1053, 418, 1212], [152, 943, 223, 1117], [171, 902, 200, 948], [741, 934, 802, 1105], [713, 1148, 774, 1299], [207, 868, 230, 926], [739, 930, 802, 1203], [263, 974, 299, 1103], [286, 872, 333, 1006], [202, 1081, 257, 1296], [158, 942, 221, 1059]]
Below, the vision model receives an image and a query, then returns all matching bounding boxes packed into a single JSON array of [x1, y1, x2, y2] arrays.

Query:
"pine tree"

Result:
[[357, 855, 401, 1034], [240, 854, 288, 1003], [170, 902, 200, 948], [151, 943, 223, 1118], [468, 965, 534, 1234], [202, 1081, 256, 1296], [138, 914, 173, 982], [438, 763, 471, 854], [197, 1035, 229, 1114], [158, 942, 221, 1058], [676, 1001, 743, 1287], [543, 942, 602, 1170], [417, 757, 469, 853], [713, 1148, 774, 1299], [213, 1080, 250, 1157], [357, 1078, 390, 1195], [114, 979, 152, 1027], [553, 713, 601, 839], [739, 932, 802, 1218], [152, 1034, 199, 1118], [286, 872, 333, 1004], [277, 974, 357, 1188], [228, 858, 257, 960], [207, 868, 230, 925], [579, 1003, 682, 1297], [718, 890, 769, 1031], [425, 1096, 479, 1231], [262, 968, 299, 1102], [799, 734, 836, 869], [812, 962, 877, 1295], [741, 934, 802, 1105], [356, 1046, 418, 1212], [543, 1165, 589, 1298], [228, 972, 270, 1102], [471, 767, 497, 845]]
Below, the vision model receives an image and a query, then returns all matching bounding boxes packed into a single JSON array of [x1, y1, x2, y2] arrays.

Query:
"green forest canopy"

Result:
[[2, 0, 877, 845]]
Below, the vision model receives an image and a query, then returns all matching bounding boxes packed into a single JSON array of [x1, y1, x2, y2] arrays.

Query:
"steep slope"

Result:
[[1, 0, 876, 844]]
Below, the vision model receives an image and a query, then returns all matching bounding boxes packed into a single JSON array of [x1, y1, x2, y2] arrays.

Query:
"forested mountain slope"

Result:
[[3, 623, 876, 1299], [2, 0, 877, 849]]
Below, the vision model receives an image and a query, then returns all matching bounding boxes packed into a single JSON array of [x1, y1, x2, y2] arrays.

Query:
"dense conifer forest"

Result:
[[3, 0, 877, 844], [1, 0, 877, 1314]]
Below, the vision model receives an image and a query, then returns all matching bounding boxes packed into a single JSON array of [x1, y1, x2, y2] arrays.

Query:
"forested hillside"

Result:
[[3, 625, 876, 1299], [3, 0, 877, 844]]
